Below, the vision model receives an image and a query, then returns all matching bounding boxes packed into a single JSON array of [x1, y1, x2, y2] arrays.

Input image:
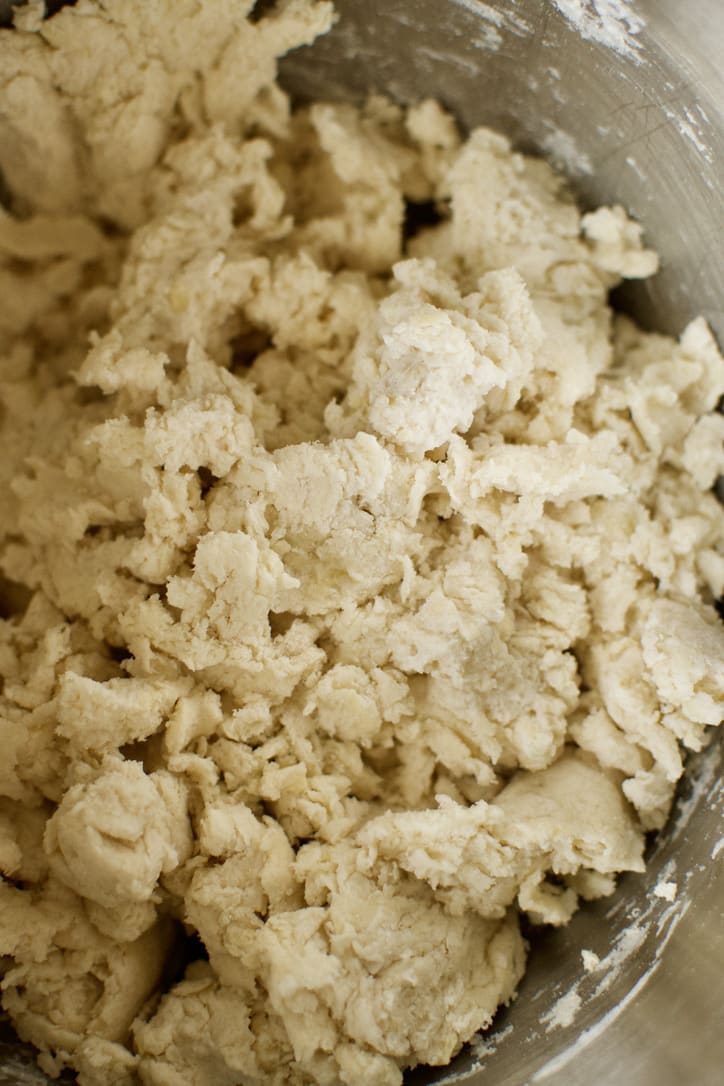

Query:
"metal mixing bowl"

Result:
[[0, 2, 722, 1084]]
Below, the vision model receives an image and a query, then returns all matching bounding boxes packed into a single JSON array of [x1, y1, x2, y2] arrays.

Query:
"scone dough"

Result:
[[0, 2, 723, 1085]]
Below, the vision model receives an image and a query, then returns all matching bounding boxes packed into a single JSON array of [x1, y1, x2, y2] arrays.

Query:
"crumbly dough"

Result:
[[0, 2, 723, 1085]]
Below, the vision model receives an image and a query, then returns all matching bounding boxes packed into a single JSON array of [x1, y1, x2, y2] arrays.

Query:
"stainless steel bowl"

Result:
[[1, 2, 723, 1084]]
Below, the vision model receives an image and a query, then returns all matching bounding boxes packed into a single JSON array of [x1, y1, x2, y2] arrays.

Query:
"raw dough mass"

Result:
[[0, 2, 723, 1085]]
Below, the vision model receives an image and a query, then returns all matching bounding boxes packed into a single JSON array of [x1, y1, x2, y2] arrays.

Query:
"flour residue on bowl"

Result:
[[469, 1021, 515, 1063], [0, 1055, 49, 1086], [668, 742, 722, 841], [526, 752, 723, 1085], [467, 2, 503, 50], [530, 907, 681, 1080], [663, 103, 714, 164], [540, 125, 594, 177], [541, 989, 583, 1031], [454, 0, 533, 50], [552, 0, 645, 61]]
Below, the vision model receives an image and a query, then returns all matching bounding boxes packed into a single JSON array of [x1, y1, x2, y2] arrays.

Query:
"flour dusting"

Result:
[[663, 104, 715, 163], [552, 0, 644, 61], [540, 126, 594, 176], [542, 990, 583, 1032], [454, 0, 533, 48]]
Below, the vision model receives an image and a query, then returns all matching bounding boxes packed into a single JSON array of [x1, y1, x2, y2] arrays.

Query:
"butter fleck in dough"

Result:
[[1, 2, 723, 1085]]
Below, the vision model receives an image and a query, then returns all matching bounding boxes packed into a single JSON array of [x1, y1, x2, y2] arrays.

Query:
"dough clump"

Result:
[[0, 2, 723, 1085]]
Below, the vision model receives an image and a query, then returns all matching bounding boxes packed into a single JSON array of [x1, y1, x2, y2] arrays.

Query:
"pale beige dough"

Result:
[[0, 2, 723, 1085]]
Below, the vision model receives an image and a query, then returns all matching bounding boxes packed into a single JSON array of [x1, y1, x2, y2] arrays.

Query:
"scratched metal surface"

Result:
[[0, 2, 723, 1085]]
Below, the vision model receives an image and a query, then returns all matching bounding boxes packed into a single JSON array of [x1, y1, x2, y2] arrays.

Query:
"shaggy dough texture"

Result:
[[1, 2, 723, 1085]]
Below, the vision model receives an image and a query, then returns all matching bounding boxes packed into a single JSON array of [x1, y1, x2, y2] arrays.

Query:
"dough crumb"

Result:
[[653, 880, 678, 902], [581, 949, 602, 973]]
